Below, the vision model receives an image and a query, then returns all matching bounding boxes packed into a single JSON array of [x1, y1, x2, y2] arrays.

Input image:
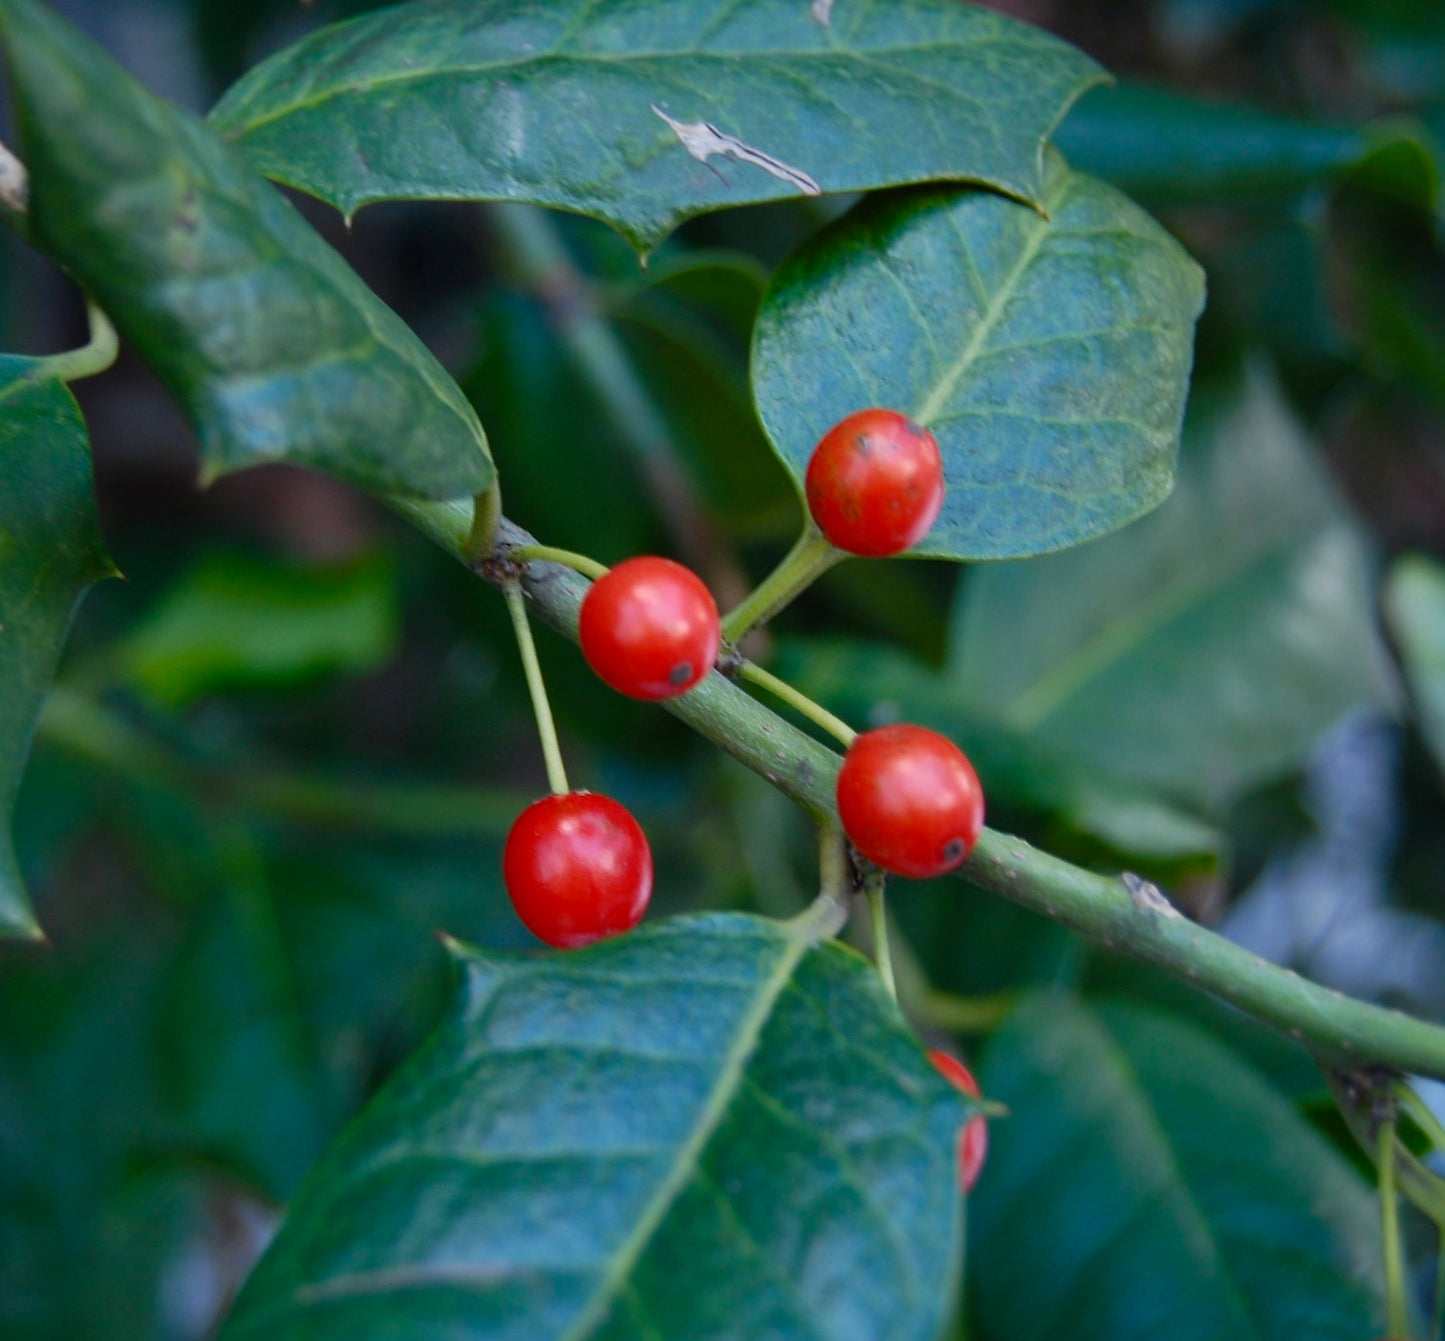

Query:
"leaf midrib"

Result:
[[996, 517, 1316, 732], [256, 926, 818, 1336], [560, 925, 813, 1339], [911, 170, 1066, 426], [1028, 1008, 1263, 1341]]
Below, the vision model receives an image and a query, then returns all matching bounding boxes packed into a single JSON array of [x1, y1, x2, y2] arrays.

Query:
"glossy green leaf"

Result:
[[219, 913, 966, 1341], [778, 637, 1223, 882], [121, 549, 398, 707], [1057, 82, 1442, 214], [0, 0, 491, 502], [208, 0, 1106, 253], [752, 156, 1206, 560], [0, 357, 112, 939], [969, 995, 1387, 1341], [951, 366, 1395, 812], [1384, 553, 1445, 773]]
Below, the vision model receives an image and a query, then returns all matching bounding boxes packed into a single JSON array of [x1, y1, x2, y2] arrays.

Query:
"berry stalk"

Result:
[[735, 660, 856, 747], [395, 500, 1445, 1084], [502, 575, 569, 796], [719, 524, 841, 645]]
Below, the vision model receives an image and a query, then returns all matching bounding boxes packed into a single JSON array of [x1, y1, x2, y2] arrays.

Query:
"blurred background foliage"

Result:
[[4, 0, 1445, 1337]]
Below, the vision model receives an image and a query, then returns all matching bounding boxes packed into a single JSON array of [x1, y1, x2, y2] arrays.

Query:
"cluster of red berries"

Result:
[[503, 555, 719, 948], [503, 407, 983, 946]]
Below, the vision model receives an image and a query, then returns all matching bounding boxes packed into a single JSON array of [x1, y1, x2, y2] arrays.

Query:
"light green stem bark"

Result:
[[395, 499, 1445, 1081]]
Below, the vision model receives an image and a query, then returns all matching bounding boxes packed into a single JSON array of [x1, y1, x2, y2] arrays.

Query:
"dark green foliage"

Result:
[[752, 157, 1206, 559], [0, 359, 111, 937], [209, 0, 1105, 252], [0, 0, 492, 502], [2, 0, 1445, 1337], [220, 916, 966, 1341]]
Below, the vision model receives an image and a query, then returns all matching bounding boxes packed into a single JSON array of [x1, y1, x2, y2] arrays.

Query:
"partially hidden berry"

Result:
[[579, 556, 720, 700], [503, 791, 652, 949], [928, 1049, 988, 1192], [805, 408, 944, 557], [836, 724, 984, 878]]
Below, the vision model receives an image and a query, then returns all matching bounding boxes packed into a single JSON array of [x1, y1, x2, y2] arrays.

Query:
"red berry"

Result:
[[836, 724, 984, 878], [805, 408, 944, 557], [928, 1049, 988, 1192], [503, 792, 652, 948], [579, 556, 720, 700]]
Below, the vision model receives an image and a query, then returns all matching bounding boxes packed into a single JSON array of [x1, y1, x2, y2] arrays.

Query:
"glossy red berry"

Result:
[[503, 792, 652, 949], [837, 724, 984, 878], [805, 408, 944, 557], [579, 556, 720, 700], [928, 1049, 989, 1192]]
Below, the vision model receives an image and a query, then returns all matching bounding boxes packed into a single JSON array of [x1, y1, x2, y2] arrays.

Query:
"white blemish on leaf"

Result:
[[0, 139, 28, 214], [650, 104, 820, 196], [811, 0, 835, 25]]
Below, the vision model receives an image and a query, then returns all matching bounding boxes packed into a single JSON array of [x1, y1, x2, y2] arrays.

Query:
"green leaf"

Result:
[[777, 637, 1223, 882], [1057, 82, 1442, 215], [0, 356, 112, 939], [1384, 553, 1445, 773], [951, 366, 1395, 812], [0, 0, 491, 502], [969, 995, 1387, 1341], [157, 844, 334, 1200], [752, 155, 1206, 560], [208, 0, 1106, 253], [120, 549, 398, 708], [219, 913, 965, 1341]]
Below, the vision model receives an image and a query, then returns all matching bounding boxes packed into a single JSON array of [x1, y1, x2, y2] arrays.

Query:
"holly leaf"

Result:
[[218, 913, 966, 1341], [951, 366, 1395, 812], [119, 549, 398, 708], [0, 0, 491, 502], [1058, 82, 1442, 216], [208, 0, 1106, 253], [969, 995, 1388, 1340], [752, 155, 1206, 560], [0, 357, 113, 939]]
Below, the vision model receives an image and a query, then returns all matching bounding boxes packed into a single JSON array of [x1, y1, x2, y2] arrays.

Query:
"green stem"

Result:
[[512, 544, 610, 582], [1381, 1117, 1410, 1341], [720, 523, 841, 644], [400, 504, 1445, 1082], [42, 301, 118, 384], [1432, 1227, 1445, 1341], [1331, 1070, 1445, 1226], [867, 882, 898, 1002], [502, 577, 569, 795], [1397, 1081, 1445, 1153], [913, 989, 1019, 1035], [735, 660, 856, 747]]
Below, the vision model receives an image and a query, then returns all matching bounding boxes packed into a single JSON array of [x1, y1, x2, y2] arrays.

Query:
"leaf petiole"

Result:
[[42, 301, 118, 384]]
